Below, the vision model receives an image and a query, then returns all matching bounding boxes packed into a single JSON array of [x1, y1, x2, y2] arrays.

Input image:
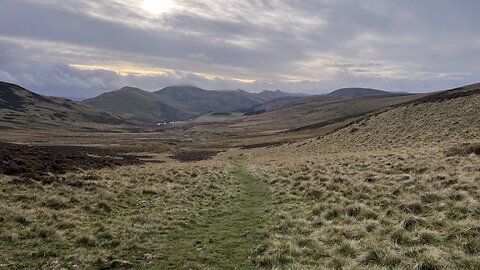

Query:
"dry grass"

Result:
[[0, 160, 248, 269], [242, 146, 480, 269], [446, 143, 480, 157], [218, 92, 480, 269], [1, 88, 479, 269]]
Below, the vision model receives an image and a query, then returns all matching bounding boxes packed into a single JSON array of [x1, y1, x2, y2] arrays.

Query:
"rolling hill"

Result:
[[243, 82, 480, 270], [0, 81, 125, 130], [85, 85, 302, 123], [327, 87, 390, 97], [155, 86, 272, 115], [255, 89, 304, 100], [182, 92, 423, 141], [273, 82, 480, 154], [83, 87, 193, 123]]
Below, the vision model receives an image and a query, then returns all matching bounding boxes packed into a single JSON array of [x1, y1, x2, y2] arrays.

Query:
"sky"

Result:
[[0, 0, 479, 99]]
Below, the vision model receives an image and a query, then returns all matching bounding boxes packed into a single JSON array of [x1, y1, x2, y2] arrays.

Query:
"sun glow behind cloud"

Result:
[[70, 64, 256, 84], [1, 0, 479, 98], [141, 0, 175, 15]]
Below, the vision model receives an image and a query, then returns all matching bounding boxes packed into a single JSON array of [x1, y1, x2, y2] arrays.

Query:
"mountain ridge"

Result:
[[84, 85, 302, 123]]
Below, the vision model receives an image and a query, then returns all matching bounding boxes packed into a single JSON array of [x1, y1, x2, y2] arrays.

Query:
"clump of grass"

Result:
[[76, 235, 97, 247], [446, 143, 480, 156], [42, 197, 70, 210]]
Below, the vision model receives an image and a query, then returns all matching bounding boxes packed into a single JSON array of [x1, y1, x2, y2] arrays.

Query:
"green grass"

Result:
[[153, 166, 271, 269], [196, 112, 245, 122], [0, 163, 271, 269]]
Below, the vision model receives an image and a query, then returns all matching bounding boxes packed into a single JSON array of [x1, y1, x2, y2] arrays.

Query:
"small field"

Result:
[[195, 112, 245, 122]]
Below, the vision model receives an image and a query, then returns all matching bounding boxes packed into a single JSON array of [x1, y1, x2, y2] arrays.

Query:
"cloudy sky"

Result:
[[0, 0, 479, 98]]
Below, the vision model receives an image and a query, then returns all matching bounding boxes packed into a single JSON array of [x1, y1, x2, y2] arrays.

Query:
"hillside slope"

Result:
[[83, 87, 193, 123], [238, 93, 420, 133], [274, 83, 480, 154], [327, 87, 390, 97], [256, 89, 304, 100], [155, 86, 267, 115], [85, 86, 299, 123], [0, 81, 125, 130], [240, 84, 480, 269], [180, 92, 423, 145]]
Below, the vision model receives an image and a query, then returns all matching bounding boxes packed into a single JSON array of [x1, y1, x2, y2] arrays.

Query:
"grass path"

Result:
[[153, 165, 271, 269]]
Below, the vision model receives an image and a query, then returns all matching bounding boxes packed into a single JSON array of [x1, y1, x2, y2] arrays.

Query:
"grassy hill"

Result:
[[0, 81, 125, 130], [315, 82, 480, 151], [255, 89, 304, 100], [327, 87, 391, 97], [182, 92, 423, 142], [240, 83, 480, 269], [155, 86, 268, 115], [83, 87, 193, 123], [84, 86, 300, 124]]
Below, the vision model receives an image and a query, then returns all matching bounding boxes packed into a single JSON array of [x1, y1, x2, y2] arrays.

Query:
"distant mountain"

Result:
[[327, 88, 390, 97], [84, 85, 307, 124], [0, 81, 124, 129], [256, 90, 304, 100], [154, 86, 267, 115], [83, 87, 192, 123]]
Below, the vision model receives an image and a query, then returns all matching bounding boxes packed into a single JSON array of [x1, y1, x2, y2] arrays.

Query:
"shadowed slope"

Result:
[[0, 81, 125, 129], [83, 86, 192, 123]]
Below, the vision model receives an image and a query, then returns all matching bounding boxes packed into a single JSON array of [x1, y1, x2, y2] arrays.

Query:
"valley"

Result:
[[2, 1, 478, 269], [1, 82, 479, 269]]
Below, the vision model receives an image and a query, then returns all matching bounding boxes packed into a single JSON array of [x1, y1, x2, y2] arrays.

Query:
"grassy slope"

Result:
[[0, 81, 124, 130], [155, 86, 267, 115], [249, 93, 422, 131], [182, 93, 424, 142], [235, 84, 480, 269], [83, 87, 192, 123]]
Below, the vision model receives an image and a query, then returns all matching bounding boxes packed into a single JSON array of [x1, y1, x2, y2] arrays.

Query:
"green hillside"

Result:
[[154, 86, 266, 115], [83, 87, 193, 123]]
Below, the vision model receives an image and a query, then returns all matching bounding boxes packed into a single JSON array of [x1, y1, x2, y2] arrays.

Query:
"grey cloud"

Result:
[[0, 0, 478, 98]]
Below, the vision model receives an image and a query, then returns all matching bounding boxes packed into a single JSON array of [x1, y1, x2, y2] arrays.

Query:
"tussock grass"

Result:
[[446, 143, 480, 157], [242, 145, 480, 269], [0, 160, 253, 269]]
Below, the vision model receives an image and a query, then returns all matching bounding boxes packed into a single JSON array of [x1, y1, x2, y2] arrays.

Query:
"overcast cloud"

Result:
[[0, 0, 478, 98]]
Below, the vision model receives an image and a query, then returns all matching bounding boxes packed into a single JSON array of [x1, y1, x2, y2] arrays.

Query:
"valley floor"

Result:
[[1, 141, 479, 269]]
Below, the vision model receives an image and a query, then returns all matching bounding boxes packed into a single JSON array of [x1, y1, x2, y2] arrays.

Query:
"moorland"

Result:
[[1, 81, 479, 269]]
